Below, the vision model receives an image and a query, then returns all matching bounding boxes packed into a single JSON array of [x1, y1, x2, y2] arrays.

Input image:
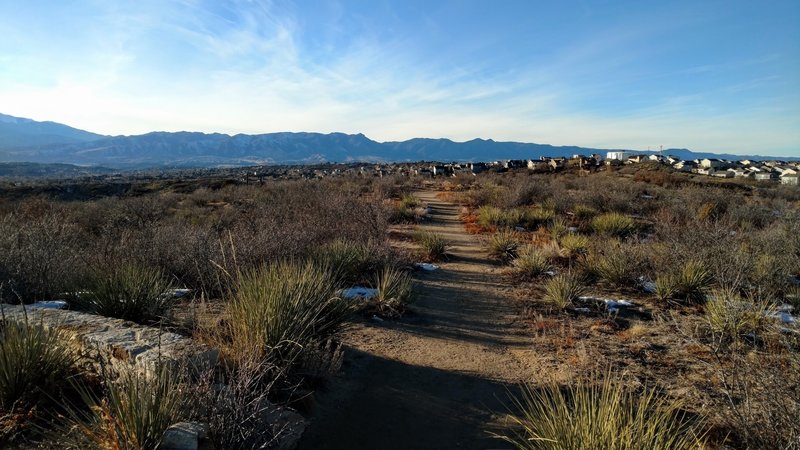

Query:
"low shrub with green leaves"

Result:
[[72, 264, 174, 324], [586, 245, 640, 287], [477, 205, 505, 228], [590, 212, 636, 238], [226, 261, 352, 367], [65, 365, 186, 449], [487, 229, 521, 263], [654, 273, 678, 302], [543, 273, 587, 309], [414, 231, 449, 262], [0, 320, 76, 413], [573, 204, 598, 220], [372, 266, 414, 316], [513, 246, 552, 280], [497, 374, 707, 450]]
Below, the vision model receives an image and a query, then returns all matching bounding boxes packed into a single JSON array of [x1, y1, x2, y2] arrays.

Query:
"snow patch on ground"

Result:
[[341, 287, 378, 300], [30, 300, 68, 310], [414, 263, 439, 271]]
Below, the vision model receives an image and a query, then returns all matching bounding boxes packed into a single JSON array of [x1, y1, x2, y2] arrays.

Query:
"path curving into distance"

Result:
[[298, 190, 535, 450]]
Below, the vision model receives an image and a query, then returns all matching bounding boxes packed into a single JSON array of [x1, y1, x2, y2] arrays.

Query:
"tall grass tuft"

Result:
[[590, 212, 636, 238], [0, 320, 76, 412], [522, 208, 555, 230], [543, 273, 587, 309], [497, 374, 706, 450], [477, 205, 505, 228], [66, 365, 185, 449], [487, 229, 521, 263], [227, 261, 352, 368], [675, 261, 713, 304], [372, 266, 414, 316], [654, 273, 678, 302], [558, 234, 590, 259], [706, 292, 775, 341], [414, 231, 449, 262], [73, 264, 174, 324], [513, 246, 552, 280], [313, 239, 375, 287]]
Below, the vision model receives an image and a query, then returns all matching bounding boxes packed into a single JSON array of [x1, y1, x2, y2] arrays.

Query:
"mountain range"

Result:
[[0, 113, 796, 169]]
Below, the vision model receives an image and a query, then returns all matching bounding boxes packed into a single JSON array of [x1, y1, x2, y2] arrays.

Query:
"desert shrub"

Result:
[[497, 375, 706, 450], [674, 261, 713, 304], [66, 365, 186, 450], [585, 244, 642, 287], [0, 212, 84, 303], [389, 203, 417, 223], [414, 231, 449, 262], [548, 217, 569, 240], [372, 267, 413, 316], [522, 208, 555, 230], [654, 273, 678, 302], [572, 204, 598, 221], [705, 292, 775, 341], [487, 229, 521, 263], [543, 273, 586, 309], [72, 264, 175, 324], [313, 240, 380, 287], [398, 194, 419, 209], [697, 201, 727, 222], [0, 321, 76, 413], [558, 234, 590, 259], [513, 246, 552, 280], [477, 205, 504, 228], [226, 261, 352, 369], [590, 212, 636, 238]]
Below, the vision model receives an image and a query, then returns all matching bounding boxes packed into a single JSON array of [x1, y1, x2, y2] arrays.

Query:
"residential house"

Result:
[[606, 151, 628, 160], [780, 174, 799, 186]]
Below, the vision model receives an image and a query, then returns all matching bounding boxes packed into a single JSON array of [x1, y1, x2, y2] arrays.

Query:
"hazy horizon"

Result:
[[1, 1, 798, 157]]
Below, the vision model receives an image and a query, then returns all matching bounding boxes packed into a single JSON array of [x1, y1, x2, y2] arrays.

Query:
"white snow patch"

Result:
[[414, 263, 439, 271], [30, 300, 68, 310], [544, 271, 557, 277], [167, 288, 192, 298], [579, 296, 635, 313], [638, 276, 656, 293], [341, 287, 378, 300], [515, 226, 526, 232], [770, 312, 796, 324]]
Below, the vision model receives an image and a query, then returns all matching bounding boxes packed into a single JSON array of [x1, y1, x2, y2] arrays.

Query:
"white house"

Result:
[[606, 151, 628, 160]]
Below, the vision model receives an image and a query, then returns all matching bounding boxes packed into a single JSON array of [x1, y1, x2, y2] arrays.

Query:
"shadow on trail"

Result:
[[299, 348, 520, 450]]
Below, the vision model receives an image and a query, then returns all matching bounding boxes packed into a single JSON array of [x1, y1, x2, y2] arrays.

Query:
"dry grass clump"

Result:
[[487, 229, 522, 263], [414, 231, 449, 262], [543, 273, 587, 309], [672, 261, 713, 304], [313, 239, 381, 287], [72, 264, 175, 325], [572, 204, 598, 221], [522, 208, 555, 230], [389, 194, 422, 223], [513, 246, 552, 280], [497, 374, 706, 450], [590, 212, 636, 238], [585, 244, 642, 288], [226, 261, 352, 370]]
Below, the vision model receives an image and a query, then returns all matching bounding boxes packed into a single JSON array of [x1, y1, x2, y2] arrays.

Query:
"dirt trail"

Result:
[[298, 191, 535, 450]]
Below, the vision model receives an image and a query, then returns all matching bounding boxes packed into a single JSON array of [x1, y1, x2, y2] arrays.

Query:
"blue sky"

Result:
[[0, 0, 798, 156]]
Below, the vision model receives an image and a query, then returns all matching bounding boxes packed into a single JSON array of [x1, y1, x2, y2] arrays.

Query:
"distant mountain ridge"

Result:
[[0, 113, 796, 168]]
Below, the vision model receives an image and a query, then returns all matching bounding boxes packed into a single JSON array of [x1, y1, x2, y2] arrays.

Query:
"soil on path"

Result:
[[298, 190, 536, 450]]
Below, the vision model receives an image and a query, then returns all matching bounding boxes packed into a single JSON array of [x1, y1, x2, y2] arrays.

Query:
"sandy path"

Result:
[[298, 190, 535, 450]]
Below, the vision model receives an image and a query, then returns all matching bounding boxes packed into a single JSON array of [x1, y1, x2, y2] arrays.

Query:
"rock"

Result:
[[161, 422, 207, 450]]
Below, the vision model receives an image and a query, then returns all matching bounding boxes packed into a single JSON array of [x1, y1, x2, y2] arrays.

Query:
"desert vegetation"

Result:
[[451, 165, 800, 449]]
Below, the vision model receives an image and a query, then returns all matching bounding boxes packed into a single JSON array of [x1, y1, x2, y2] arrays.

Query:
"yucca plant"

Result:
[[590, 212, 636, 238], [558, 234, 590, 259], [706, 292, 775, 341], [0, 320, 76, 412], [372, 267, 414, 316], [487, 229, 521, 263], [588, 248, 637, 287], [414, 231, 449, 262], [513, 246, 552, 280], [523, 208, 555, 230], [573, 204, 598, 221], [477, 205, 505, 228], [66, 364, 186, 450], [227, 261, 353, 367], [497, 374, 706, 450], [548, 217, 569, 241], [654, 273, 678, 302], [73, 264, 174, 324], [543, 273, 587, 309], [398, 194, 419, 209], [675, 261, 713, 304]]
